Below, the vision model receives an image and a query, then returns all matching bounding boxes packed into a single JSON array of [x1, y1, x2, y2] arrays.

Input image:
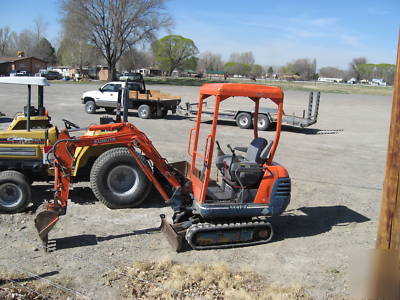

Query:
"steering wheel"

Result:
[[62, 118, 80, 129]]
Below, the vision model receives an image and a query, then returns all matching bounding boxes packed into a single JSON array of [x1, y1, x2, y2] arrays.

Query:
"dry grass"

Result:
[[106, 259, 310, 300], [0, 271, 77, 299]]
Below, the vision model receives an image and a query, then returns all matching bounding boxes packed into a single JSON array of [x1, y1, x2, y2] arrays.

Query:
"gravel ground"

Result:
[[0, 82, 392, 299]]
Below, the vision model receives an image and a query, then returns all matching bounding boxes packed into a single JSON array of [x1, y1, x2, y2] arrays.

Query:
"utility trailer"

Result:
[[180, 91, 320, 131]]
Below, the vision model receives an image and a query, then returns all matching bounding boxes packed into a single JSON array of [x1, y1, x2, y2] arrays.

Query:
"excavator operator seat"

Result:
[[216, 138, 273, 188], [245, 138, 271, 164]]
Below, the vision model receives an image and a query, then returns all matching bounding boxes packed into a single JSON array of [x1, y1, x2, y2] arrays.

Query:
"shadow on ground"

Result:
[[0, 271, 59, 285], [272, 205, 370, 240], [0, 117, 13, 123], [48, 205, 369, 252], [49, 227, 160, 251], [26, 184, 166, 214]]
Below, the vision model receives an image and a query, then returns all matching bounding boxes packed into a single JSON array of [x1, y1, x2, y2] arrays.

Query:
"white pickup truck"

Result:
[[81, 79, 181, 119]]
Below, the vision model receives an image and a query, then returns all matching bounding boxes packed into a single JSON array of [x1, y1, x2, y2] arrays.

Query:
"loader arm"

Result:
[[35, 122, 183, 246]]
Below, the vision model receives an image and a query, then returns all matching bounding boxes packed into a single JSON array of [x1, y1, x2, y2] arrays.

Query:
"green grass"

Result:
[[50, 77, 393, 96]]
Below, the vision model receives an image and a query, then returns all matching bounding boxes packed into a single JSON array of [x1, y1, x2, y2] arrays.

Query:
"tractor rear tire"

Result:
[[90, 147, 152, 209], [85, 100, 96, 114], [0, 171, 31, 213], [236, 112, 253, 129]]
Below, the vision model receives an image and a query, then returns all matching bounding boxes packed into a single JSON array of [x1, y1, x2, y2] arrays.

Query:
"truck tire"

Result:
[[90, 147, 152, 208], [85, 100, 96, 114], [236, 112, 253, 129], [138, 104, 152, 119], [0, 171, 31, 213], [257, 114, 271, 131]]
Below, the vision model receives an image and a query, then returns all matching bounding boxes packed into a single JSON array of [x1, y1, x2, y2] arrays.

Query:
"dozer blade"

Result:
[[159, 214, 185, 252], [34, 202, 60, 248]]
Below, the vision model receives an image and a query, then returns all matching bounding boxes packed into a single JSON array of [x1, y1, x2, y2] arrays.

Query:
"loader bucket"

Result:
[[34, 202, 60, 247], [160, 214, 184, 252]]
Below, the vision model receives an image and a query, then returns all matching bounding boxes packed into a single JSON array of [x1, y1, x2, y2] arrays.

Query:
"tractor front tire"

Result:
[[0, 171, 31, 213], [90, 147, 152, 209]]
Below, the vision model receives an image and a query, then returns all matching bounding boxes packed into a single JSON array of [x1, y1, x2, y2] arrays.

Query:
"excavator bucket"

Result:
[[34, 202, 60, 247], [159, 214, 185, 252]]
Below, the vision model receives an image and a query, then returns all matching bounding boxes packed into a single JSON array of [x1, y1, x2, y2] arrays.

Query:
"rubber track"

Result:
[[185, 220, 273, 250]]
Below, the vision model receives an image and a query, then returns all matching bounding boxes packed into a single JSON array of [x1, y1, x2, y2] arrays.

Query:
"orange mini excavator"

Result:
[[35, 83, 291, 251]]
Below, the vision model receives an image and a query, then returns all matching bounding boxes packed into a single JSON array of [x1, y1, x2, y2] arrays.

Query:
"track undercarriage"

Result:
[[161, 215, 273, 251]]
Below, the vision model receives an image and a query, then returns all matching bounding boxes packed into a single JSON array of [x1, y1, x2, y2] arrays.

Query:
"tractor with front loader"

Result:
[[35, 83, 291, 251], [0, 77, 153, 213]]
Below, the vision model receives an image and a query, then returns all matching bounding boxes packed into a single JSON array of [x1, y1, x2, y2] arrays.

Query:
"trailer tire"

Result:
[[0, 171, 31, 213], [90, 147, 152, 208], [85, 100, 96, 114], [236, 112, 253, 129], [138, 104, 152, 119], [257, 114, 271, 131]]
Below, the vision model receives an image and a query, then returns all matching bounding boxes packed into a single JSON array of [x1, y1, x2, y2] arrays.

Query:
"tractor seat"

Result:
[[216, 138, 273, 187]]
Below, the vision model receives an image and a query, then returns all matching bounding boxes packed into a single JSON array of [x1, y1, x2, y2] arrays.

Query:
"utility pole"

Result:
[[374, 32, 400, 299]]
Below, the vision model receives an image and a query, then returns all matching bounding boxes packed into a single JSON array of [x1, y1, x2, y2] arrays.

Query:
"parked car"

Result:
[[10, 70, 30, 77], [36, 70, 62, 80]]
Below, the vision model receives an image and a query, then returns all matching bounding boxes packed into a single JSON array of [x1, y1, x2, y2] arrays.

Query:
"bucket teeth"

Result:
[[34, 202, 60, 249]]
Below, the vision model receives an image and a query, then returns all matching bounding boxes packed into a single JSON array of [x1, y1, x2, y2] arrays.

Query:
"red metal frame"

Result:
[[188, 83, 285, 204], [51, 122, 182, 210]]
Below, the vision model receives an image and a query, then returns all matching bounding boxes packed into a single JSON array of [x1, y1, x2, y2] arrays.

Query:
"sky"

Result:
[[0, 0, 399, 69]]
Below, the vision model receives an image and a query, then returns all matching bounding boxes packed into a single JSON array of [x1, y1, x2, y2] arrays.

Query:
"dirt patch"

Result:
[[105, 260, 309, 299]]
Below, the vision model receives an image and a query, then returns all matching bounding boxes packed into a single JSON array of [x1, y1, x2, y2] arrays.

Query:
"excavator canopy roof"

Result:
[[199, 83, 283, 104]]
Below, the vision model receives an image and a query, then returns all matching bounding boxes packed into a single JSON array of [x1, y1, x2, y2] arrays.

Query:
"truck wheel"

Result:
[[85, 100, 96, 114], [138, 104, 152, 119], [90, 147, 152, 208], [257, 114, 271, 131], [236, 112, 253, 129], [0, 171, 31, 213], [105, 107, 115, 114]]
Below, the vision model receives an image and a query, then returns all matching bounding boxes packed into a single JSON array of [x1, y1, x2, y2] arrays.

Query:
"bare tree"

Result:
[[229, 51, 255, 65], [33, 16, 48, 42], [197, 51, 224, 73], [118, 48, 153, 71], [0, 27, 13, 55], [12, 30, 36, 55], [319, 66, 345, 78], [61, 0, 172, 80], [290, 58, 317, 80], [349, 57, 367, 80]]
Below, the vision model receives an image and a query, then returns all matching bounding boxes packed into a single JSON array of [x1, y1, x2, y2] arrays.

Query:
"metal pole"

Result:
[[27, 84, 31, 132], [123, 85, 129, 122], [116, 89, 122, 123], [38, 85, 44, 115]]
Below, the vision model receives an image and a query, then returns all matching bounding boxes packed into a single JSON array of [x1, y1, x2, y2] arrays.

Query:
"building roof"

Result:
[[0, 56, 47, 64]]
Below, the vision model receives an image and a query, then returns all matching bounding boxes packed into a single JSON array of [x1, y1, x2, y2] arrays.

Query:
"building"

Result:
[[0, 56, 47, 76], [135, 67, 162, 77]]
